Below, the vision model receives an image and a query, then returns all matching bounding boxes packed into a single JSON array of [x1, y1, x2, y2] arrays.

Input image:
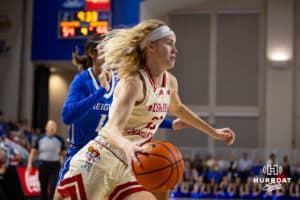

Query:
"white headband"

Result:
[[140, 25, 174, 49]]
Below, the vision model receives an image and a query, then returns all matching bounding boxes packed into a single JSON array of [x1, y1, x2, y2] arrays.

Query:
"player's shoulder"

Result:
[[77, 68, 90, 79], [72, 69, 90, 83], [115, 72, 144, 97], [122, 72, 144, 88]]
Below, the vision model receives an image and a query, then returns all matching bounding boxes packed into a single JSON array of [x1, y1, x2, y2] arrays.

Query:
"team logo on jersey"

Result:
[[81, 146, 101, 172]]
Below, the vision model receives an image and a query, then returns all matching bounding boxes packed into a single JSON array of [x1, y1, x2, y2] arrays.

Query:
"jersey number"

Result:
[[145, 116, 163, 130], [96, 114, 107, 131]]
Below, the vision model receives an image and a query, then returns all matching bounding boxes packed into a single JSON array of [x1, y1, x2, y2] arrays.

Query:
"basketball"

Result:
[[132, 140, 185, 192]]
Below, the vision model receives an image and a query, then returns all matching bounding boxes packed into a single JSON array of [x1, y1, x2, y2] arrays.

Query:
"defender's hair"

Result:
[[72, 34, 105, 71]]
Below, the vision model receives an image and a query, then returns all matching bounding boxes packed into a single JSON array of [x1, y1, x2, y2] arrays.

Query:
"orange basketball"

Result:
[[131, 140, 184, 192]]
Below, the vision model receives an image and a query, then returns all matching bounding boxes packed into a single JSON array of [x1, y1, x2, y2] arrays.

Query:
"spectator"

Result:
[[289, 178, 300, 199], [190, 175, 204, 198], [4, 136, 29, 165], [239, 181, 250, 199], [237, 152, 253, 183], [228, 153, 238, 180], [213, 175, 229, 198], [206, 166, 222, 184], [292, 161, 300, 181], [18, 119, 33, 146], [0, 141, 7, 199], [0, 111, 7, 138], [266, 152, 276, 165], [227, 176, 240, 198], [275, 183, 287, 199], [178, 175, 190, 198], [201, 178, 213, 198], [217, 155, 231, 177], [2, 136, 26, 200], [192, 153, 203, 175], [31, 128, 41, 147], [184, 159, 198, 182], [282, 155, 291, 177], [251, 181, 262, 198], [205, 153, 217, 170], [251, 158, 263, 176]]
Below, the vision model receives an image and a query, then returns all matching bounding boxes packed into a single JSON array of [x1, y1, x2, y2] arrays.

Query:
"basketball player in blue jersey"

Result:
[[55, 34, 187, 196]]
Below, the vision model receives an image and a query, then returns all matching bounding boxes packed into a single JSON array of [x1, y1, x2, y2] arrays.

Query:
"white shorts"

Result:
[[57, 136, 147, 200]]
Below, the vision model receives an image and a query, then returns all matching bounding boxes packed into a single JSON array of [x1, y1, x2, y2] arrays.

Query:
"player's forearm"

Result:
[[172, 104, 217, 137], [62, 88, 106, 124], [105, 127, 131, 152]]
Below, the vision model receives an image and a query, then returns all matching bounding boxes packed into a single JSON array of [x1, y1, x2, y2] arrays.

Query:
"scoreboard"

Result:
[[58, 10, 110, 38], [58, 0, 111, 39]]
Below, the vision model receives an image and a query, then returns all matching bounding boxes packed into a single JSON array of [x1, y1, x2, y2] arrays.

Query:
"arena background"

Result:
[[0, 0, 299, 199]]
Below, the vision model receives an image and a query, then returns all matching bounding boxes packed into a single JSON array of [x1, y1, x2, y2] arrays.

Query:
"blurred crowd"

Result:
[[172, 152, 300, 199], [0, 111, 41, 167], [0, 111, 41, 199]]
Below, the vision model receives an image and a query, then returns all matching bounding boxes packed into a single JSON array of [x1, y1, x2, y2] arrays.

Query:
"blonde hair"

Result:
[[101, 19, 167, 78]]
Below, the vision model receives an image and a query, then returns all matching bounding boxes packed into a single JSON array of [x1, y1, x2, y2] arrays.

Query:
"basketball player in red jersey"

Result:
[[55, 19, 235, 200]]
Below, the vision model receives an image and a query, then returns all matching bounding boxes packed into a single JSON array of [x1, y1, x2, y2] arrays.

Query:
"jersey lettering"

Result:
[[93, 103, 110, 111], [147, 103, 168, 112]]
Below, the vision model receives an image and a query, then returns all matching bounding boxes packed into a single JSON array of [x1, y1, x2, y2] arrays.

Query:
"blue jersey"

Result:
[[62, 67, 117, 147]]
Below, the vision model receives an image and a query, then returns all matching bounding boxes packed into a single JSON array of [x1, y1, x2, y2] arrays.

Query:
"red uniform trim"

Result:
[[115, 187, 147, 200], [109, 181, 142, 200], [162, 72, 167, 87], [58, 174, 87, 200], [58, 185, 78, 200], [144, 66, 167, 90], [143, 66, 156, 91]]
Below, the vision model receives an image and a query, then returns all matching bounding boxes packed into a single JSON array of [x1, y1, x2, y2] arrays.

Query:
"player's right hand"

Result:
[[125, 135, 152, 170], [211, 128, 235, 145]]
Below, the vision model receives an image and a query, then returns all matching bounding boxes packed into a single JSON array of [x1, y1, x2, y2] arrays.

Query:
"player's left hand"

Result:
[[212, 128, 235, 145], [172, 118, 190, 130]]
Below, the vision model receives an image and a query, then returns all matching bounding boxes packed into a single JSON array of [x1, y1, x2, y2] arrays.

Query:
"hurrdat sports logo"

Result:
[[253, 164, 292, 192]]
